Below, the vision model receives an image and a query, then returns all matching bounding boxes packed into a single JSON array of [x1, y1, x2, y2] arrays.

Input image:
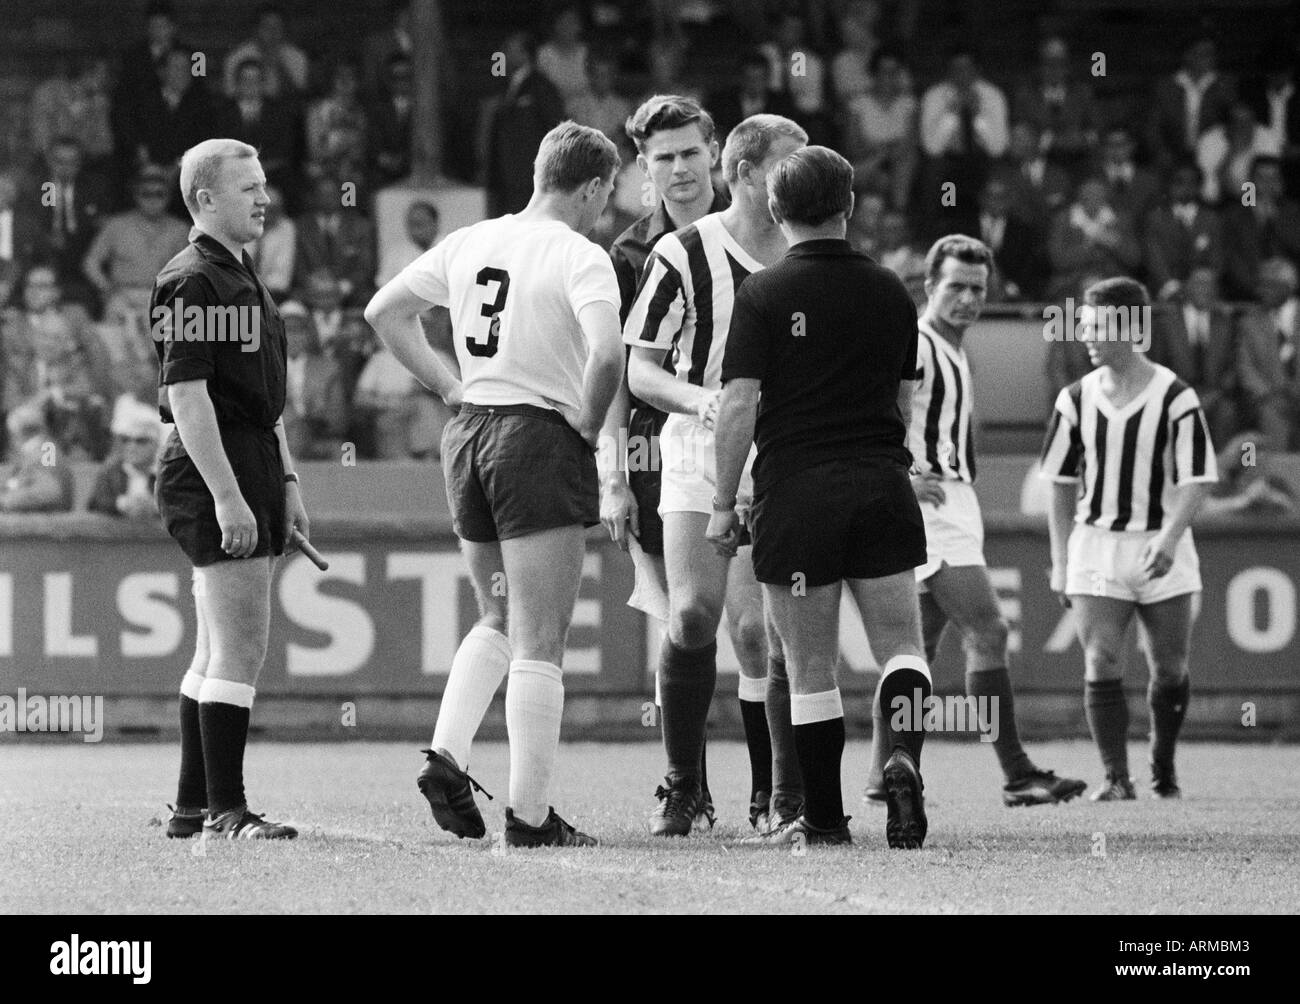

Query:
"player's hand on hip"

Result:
[[911, 473, 946, 506], [705, 509, 740, 558], [215, 493, 258, 558], [600, 479, 639, 552], [1140, 532, 1175, 580], [1049, 565, 1071, 608], [696, 389, 721, 431], [443, 382, 464, 411], [284, 482, 310, 554]]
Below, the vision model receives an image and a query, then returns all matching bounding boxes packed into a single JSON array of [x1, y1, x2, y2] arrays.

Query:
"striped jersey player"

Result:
[[1042, 277, 1217, 803]]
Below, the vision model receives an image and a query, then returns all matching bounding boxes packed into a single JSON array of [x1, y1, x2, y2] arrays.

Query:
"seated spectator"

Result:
[[1244, 47, 1300, 195], [222, 2, 309, 99], [405, 200, 439, 254], [0, 405, 75, 513], [280, 301, 348, 460], [1237, 257, 1300, 450], [3, 264, 112, 461], [1144, 160, 1224, 301], [919, 45, 1008, 235], [644, 36, 702, 106], [843, 47, 917, 211], [294, 175, 376, 308], [354, 338, 449, 459], [29, 55, 114, 168], [1149, 267, 1240, 443], [1044, 272, 1107, 411], [846, 189, 886, 254], [0, 171, 18, 283], [707, 51, 797, 145], [114, 1, 192, 121], [1198, 101, 1278, 206], [219, 59, 302, 207], [1199, 429, 1298, 519], [302, 269, 368, 399], [86, 399, 161, 518], [1096, 126, 1161, 229], [1012, 36, 1098, 178], [127, 46, 222, 184], [978, 175, 1048, 301], [362, 0, 412, 98], [14, 136, 113, 313], [1047, 178, 1142, 300], [246, 185, 296, 299], [830, 2, 883, 104], [536, 5, 592, 108], [370, 54, 415, 188], [1221, 155, 1300, 301], [567, 53, 632, 147], [306, 59, 369, 183], [759, 12, 830, 143], [996, 120, 1072, 232], [875, 210, 926, 288], [1148, 33, 1235, 171], [82, 167, 188, 397]]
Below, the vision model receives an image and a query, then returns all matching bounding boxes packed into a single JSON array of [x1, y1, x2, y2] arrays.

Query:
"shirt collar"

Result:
[[648, 190, 729, 242], [190, 227, 255, 273], [787, 237, 854, 256]]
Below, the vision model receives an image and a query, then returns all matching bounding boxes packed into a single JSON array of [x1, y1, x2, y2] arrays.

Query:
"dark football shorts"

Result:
[[627, 405, 667, 556], [442, 402, 599, 543], [749, 459, 926, 587], [156, 425, 286, 568]]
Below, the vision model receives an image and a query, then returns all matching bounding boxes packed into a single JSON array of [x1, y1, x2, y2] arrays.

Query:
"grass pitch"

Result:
[[2, 739, 1297, 914]]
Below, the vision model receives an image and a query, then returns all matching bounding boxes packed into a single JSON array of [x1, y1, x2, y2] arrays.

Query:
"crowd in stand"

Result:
[[1, 0, 1299, 516]]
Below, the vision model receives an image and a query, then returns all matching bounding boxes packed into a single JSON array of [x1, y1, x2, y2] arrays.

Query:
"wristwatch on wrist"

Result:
[[711, 493, 737, 512], [284, 472, 300, 484]]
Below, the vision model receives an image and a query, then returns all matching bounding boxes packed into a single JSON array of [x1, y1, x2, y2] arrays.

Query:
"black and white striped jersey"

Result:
[[1040, 363, 1218, 531], [622, 212, 764, 390], [908, 319, 977, 483]]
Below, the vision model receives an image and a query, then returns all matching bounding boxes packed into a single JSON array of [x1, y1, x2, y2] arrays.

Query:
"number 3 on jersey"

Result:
[[471, 266, 510, 357]]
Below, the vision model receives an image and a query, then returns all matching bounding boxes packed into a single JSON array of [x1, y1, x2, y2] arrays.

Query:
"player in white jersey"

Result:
[[623, 114, 807, 837], [1041, 277, 1217, 801], [864, 236, 1087, 808], [365, 122, 624, 846]]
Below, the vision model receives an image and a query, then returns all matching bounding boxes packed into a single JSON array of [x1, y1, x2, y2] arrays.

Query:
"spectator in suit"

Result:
[[1198, 101, 1279, 206], [919, 45, 1008, 236], [127, 47, 222, 183], [29, 55, 114, 168], [1150, 267, 1240, 442], [759, 12, 831, 144], [362, 0, 412, 98], [2, 265, 113, 461], [978, 175, 1048, 301], [1148, 34, 1235, 170], [306, 59, 369, 183], [1238, 257, 1300, 450], [1047, 177, 1141, 300], [294, 175, 376, 308], [1244, 49, 1300, 195], [1097, 126, 1161, 230], [996, 120, 1072, 232], [87, 400, 161, 518], [480, 32, 566, 216], [15, 136, 113, 313], [302, 269, 368, 400], [1144, 160, 1224, 301], [843, 47, 917, 211], [830, 2, 885, 104], [246, 185, 296, 299], [219, 58, 302, 207], [536, 5, 591, 108], [707, 51, 798, 147], [279, 301, 349, 460], [111, 0, 191, 177], [0, 405, 75, 513], [566, 53, 632, 147], [369, 54, 414, 187], [1221, 155, 1300, 301], [846, 189, 886, 255], [222, 2, 309, 99], [1012, 35, 1098, 177]]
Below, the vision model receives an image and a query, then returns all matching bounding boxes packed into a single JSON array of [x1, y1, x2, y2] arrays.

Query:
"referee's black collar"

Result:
[[189, 226, 257, 274], [786, 237, 855, 256]]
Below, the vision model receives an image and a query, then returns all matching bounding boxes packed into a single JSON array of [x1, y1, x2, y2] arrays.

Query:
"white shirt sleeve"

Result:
[[566, 238, 621, 319], [397, 231, 456, 307]]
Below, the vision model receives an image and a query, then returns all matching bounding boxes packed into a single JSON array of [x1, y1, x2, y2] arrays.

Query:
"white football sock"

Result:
[[505, 659, 564, 827], [431, 625, 511, 768]]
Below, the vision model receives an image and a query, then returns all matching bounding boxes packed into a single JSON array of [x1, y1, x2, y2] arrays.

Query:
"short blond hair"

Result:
[[179, 138, 258, 217]]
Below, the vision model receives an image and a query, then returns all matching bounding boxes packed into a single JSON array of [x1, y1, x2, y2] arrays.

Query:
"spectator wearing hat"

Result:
[[0, 406, 75, 513], [87, 400, 162, 518]]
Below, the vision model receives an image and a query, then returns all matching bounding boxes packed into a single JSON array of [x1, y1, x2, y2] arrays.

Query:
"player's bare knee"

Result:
[[671, 601, 722, 650], [962, 615, 1008, 664], [1150, 655, 1189, 686], [1083, 645, 1122, 680], [728, 611, 767, 670]]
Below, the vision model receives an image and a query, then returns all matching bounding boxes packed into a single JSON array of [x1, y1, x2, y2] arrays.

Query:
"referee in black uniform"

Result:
[[706, 146, 934, 849], [154, 138, 306, 841]]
